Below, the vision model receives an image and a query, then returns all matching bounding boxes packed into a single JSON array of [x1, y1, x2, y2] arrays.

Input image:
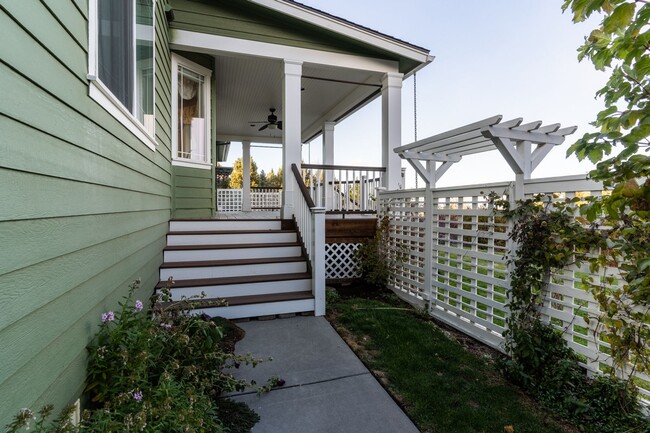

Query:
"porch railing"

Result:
[[301, 164, 385, 214], [291, 163, 325, 316], [215, 187, 282, 212]]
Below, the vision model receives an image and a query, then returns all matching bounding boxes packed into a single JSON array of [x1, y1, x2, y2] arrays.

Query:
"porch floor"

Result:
[[214, 211, 281, 220]]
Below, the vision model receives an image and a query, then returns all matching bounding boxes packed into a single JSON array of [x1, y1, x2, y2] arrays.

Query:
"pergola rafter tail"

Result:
[[394, 115, 577, 191]]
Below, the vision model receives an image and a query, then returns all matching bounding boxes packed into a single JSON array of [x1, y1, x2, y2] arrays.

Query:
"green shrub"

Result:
[[355, 214, 404, 288], [7, 280, 266, 433]]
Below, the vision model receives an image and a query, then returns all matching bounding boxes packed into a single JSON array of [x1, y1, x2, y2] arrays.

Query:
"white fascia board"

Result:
[[249, 0, 433, 64], [170, 29, 399, 74]]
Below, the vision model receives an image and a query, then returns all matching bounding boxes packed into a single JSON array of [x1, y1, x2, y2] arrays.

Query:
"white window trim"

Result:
[[87, 0, 157, 152], [171, 53, 213, 169]]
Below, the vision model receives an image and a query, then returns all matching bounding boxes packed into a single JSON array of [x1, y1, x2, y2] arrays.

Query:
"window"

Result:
[[88, 0, 156, 150], [171, 54, 212, 168]]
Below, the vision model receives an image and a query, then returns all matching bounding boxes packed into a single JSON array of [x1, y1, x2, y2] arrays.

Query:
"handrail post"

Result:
[[312, 207, 326, 316]]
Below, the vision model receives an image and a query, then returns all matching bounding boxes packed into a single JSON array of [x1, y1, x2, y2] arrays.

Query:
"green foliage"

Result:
[[562, 0, 650, 379], [490, 194, 648, 433], [262, 168, 283, 187], [229, 157, 261, 188], [355, 214, 403, 288], [7, 280, 266, 433]]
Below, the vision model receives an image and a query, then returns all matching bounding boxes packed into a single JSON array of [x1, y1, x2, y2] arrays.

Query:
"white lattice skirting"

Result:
[[326, 243, 361, 280]]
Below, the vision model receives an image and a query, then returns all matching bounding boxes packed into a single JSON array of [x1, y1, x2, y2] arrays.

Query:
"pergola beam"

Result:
[[395, 114, 502, 152], [394, 114, 577, 189], [402, 150, 462, 162]]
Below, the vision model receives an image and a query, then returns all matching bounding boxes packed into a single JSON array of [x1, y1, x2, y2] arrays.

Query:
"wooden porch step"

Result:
[[158, 291, 315, 320], [167, 229, 297, 235], [160, 256, 305, 269], [159, 291, 312, 309], [156, 272, 311, 289], [163, 241, 300, 251]]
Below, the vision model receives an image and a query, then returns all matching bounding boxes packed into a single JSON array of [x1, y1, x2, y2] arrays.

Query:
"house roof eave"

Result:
[[247, 0, 433, 73]]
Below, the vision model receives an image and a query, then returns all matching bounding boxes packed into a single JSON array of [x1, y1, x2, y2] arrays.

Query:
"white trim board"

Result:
[[89, 81, 157, 151], [169, 29, 400, 74], [171, 53, 213, 166]]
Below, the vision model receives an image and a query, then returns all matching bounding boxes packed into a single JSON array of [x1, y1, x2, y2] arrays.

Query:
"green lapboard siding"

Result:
[[0, 0, 173, 425], [172, 166, 215, 217], [168, 0, 417, 73]]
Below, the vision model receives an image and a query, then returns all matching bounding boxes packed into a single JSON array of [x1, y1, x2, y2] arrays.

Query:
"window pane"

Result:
[[177, 66, 206, 161], [98, 0, 133, 110], [135, 0, 154, 135]]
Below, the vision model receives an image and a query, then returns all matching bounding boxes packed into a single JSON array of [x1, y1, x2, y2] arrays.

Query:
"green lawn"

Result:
[[327, 290, 574, 433]]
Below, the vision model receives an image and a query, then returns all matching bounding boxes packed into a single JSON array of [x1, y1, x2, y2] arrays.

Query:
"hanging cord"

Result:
[[413, 72, 418, 188]]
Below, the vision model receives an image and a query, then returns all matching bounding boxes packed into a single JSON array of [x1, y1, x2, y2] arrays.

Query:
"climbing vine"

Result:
[[488, 192, 649, 432]]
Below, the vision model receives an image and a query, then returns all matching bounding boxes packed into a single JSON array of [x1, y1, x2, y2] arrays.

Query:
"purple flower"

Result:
[[200, 313, 212, 321], [134, 300, 144, 312], [276, 378, 286, 387], [101, 311, 115, 323], [130, 389, 143, 401], [160, 322, 172, 330]]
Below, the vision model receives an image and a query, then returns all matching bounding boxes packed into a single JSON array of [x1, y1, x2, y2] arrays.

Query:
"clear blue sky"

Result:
[[226, 0, 606, 188]]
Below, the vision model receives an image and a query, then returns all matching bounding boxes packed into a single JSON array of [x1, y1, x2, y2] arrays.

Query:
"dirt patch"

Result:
[[211, 316, 246, 353]]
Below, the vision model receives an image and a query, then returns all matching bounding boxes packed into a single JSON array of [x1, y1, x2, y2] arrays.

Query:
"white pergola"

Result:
[[394, 115, 577, 199]]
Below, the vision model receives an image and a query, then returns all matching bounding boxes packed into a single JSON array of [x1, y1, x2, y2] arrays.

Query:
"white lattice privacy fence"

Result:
[[216, 188, 282, 212], [379, 176, 650, 406], [326, 243, 361, 280], [216, 189, 242, 212], [251, 188, 281, 210]]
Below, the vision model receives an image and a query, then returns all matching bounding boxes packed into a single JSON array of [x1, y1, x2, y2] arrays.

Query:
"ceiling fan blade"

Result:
[[258, 124, 269, 131], [278, 121, 283, 130]]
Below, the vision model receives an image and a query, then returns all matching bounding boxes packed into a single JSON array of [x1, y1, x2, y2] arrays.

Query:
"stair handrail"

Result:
[[291, 163, 325, 316]]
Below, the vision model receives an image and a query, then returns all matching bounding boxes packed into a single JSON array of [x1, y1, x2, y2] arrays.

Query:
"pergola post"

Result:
[[322, 122, 335, 210], [242, 140, 251, 212], [382, 72, 403, 190], [281, 60, 303, 219]]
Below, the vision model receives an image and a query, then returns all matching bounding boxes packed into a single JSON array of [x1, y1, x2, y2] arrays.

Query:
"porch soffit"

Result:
[[394, 115, 577, 185], [212, 53, 382, 144]]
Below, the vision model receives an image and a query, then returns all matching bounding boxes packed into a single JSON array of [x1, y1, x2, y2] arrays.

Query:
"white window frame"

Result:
[[87, 0, 157, 151], [171, 53, 212, 169]]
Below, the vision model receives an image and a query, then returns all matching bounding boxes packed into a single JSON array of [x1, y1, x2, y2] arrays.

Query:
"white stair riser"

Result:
[[191, 298, 315, 320], [169, 220, 282, 232], [164, 246, 302, 262], [159, 278, 312, 300], [167, 232, 296, 246], [160, 261, 307, 280]]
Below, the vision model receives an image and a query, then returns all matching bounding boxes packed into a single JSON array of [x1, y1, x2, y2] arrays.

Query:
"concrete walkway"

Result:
[[227, 316, 419, 433]]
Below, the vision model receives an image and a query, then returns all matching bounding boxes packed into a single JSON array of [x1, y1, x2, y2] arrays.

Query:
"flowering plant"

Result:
[[8, 280, 266, 432]]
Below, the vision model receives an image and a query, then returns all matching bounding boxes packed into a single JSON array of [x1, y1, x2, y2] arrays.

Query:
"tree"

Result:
[[265, 168, 283, 187], [228, 157, 261, 188], [563, 0, 650, 376]]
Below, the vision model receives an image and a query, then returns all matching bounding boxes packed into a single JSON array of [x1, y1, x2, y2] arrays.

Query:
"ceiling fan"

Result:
[[250, 108, 283, 131]]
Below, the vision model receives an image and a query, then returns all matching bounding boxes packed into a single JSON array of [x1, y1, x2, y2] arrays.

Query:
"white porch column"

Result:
[[322, 122, 335, 210], [282, 60, 303, 218], [242, 141, 251, 212], [382, 72, 403, 190]]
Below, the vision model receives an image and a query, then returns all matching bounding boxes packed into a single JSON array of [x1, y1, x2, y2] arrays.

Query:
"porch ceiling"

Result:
[[214, 54, 383, 144]]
